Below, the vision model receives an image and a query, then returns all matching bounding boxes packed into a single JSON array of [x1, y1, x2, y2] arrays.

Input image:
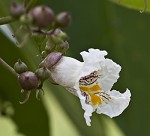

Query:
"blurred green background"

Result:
[[0, 0, 149, 136]]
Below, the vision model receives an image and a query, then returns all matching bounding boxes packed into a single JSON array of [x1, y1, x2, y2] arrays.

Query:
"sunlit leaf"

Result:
[[43, 87, 80, 136], [0, 116, 25, 136], [110, 0, 150, 13]]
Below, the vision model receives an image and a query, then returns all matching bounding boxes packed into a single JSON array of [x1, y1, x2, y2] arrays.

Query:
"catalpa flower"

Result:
[[46, 48, 131, 126]]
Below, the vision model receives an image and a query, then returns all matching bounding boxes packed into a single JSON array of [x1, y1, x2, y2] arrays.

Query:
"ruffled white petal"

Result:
[[98, 59, 121, 91], [80, 49, 107, 71], [50, 56, 83, 87], [79, 49, 121, 91], [80, 48, 107, 64], [76, 88, 94, 126], [96, 89, 131, 117]]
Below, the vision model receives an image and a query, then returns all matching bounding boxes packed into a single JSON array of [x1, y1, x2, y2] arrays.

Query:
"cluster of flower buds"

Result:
[[14, 51, 63, 104], [10, 1, 72, 49], [10, 2, 71, 29], [45, 28, 69, 55], [14, 59, 46, 104], [11, 1, 71, 104]]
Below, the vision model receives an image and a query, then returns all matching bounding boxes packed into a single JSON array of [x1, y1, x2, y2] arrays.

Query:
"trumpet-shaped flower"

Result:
[[48, 48, 131, 126]]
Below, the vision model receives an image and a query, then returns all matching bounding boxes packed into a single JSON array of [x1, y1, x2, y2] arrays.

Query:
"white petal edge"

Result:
[[96, 89, 131, 118], [98, 59, 121, 91], [76, 88, 94, 126], [80, 49, 121, 92], [80, 48, 107, 64]]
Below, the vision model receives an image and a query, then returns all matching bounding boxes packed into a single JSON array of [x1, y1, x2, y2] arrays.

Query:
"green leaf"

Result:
[[43, 87, 81, 136], [0, 116, 25, 136], [110, 0, 150, 13]]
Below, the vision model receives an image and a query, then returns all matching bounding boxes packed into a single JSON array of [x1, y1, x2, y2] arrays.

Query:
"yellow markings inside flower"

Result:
[[79, 84, 102, 93], [89, 93, 102, 105], [80, 84, 102, 105]]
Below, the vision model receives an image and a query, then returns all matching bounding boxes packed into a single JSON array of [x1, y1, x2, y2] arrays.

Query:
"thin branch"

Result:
[[31, 28, 55, 35], [0, 16, 16, 25], [25, 0, 38, 12], [0, 57, 18, 77], [24, 0, 29, 8]]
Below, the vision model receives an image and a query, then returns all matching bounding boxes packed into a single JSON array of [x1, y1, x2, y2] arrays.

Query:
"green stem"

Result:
[[0, 16, 16, 25], [25, 0, 38, 12], [0, 57, 18, 77]]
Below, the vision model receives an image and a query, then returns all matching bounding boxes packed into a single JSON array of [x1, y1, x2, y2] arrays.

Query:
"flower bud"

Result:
[[44, 52, 62, 69], [14, 59, 28, 74], [56, 41, 69, 53], [35, 67, 50, 81], [18, 71, 39, 90], [20, 14, 33, 25], [55, 12, 71, 27], [51, 29, 68, 44], [45, 37, 56, 53], [10, 2, 25, 18], [28, 6, 54, 28]]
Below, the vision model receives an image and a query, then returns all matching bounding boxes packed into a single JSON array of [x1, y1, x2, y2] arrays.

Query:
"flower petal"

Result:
[[98, 59, 121, 91], [79, 49, 121, 91], [50, 56, 83, 87], [96, 89, 131, 118], [80, 48, 107, 64], [76, 89, 94, 126]]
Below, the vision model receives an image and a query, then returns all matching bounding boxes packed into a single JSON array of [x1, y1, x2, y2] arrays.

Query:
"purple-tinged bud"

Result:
[[14, 59, 28, 74], [44, 52, 62, 69], [28, 6, 54, 28], [55, 12, 71, 27], [10, 2, 25, 18], [18, 71, 39, 90]]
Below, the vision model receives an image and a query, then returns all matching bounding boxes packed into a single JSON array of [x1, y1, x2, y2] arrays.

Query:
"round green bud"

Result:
[[35, 67, 50, 81], [56, 41, 69, 53], [28, 6, 54, 28], [51, 29, 68, 44], [20, 14, 33, 25], [18, 71, 39, 90], [14, 59, 28, 74], [45, 37, 56, 53]]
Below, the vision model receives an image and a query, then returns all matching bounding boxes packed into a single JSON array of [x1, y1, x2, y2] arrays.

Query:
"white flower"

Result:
[[48, 48, 131, 126]]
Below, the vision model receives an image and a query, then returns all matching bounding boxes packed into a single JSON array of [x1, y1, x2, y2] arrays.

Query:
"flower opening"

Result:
[[47, 48, 131, 126]]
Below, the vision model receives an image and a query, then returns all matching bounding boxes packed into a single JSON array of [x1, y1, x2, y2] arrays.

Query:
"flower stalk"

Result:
[[0, 57, 18, 77], [0, 16, 16, 25]]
